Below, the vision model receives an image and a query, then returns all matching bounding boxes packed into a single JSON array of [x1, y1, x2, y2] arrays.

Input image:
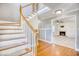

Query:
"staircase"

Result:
[[0, 20, 34, 56], [0, 4, 38, 56]]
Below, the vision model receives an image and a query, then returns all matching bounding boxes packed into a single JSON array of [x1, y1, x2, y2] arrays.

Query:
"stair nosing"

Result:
[[0, 32, 24, 35], [19, 50, 32, 56], [0, 23, 19, 25], [0, 24, 20, 26], [0, 42, 28, 51], [0, 37, 26, 42], [0, 28, 22, 30]]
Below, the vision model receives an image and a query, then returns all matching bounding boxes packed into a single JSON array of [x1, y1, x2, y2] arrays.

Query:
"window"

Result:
[[22, 4, 32, 16]]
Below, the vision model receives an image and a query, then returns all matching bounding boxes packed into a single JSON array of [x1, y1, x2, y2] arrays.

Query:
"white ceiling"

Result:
[[0, 3, 77, 22], [38, 3, 79, 21]]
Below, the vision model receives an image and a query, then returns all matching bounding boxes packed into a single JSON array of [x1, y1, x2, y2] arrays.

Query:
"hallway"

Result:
[[37, 40, 77, 56], [0, 3, 79, 56]]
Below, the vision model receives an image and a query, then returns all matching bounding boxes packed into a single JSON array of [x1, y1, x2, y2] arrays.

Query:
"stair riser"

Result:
[[0, 34, 25, 41], [0, 20, 17, 23], [22, 52, 32, 56], [0, 26, 20, 29], [0, 49, 30, 56], [10, 50, 28, 56], [0, 30, 23, 34], [0, 39, 27, 50], [0, 44, 31, 56]]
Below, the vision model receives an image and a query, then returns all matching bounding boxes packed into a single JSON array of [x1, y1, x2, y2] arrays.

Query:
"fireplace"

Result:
[[59, 31, 66, 36]]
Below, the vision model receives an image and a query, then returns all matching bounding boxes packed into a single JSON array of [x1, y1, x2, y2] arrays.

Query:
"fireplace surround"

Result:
[[59, 31, 66, 36]]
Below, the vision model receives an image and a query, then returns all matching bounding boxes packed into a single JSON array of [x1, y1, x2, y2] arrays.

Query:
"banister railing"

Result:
[[20, 4, 40, 56], [20, 5, 35, 32]]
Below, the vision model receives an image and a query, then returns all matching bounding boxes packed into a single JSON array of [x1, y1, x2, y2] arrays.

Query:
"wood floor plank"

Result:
[[37, 40, 78, 56]]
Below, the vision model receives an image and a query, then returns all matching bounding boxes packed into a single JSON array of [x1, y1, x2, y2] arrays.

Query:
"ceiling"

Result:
[[0, 3, 78, 22], [37, 3, 79, 21]]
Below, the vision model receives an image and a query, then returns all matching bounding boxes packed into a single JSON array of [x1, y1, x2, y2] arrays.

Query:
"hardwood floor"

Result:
[[37, 40, 78, 56]]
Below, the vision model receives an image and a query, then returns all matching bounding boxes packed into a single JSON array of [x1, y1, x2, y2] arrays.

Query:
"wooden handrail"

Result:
[[20, 4, 40, 55], [20, 4, 40, 40], [20, 5, 36, 33]]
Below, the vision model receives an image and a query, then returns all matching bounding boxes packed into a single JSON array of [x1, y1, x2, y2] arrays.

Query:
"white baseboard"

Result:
[[75, 48, 79, 52], [38, 39, 52, 44], [38, 39, 76, 50]]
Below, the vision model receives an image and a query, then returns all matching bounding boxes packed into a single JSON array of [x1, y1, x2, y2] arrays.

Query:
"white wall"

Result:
[[53, 16, 76, 38], [76, 13, 79, 51], [0, 3, 20, 22], [38, 21, 52, 43], [30, 14, 40, 29]]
